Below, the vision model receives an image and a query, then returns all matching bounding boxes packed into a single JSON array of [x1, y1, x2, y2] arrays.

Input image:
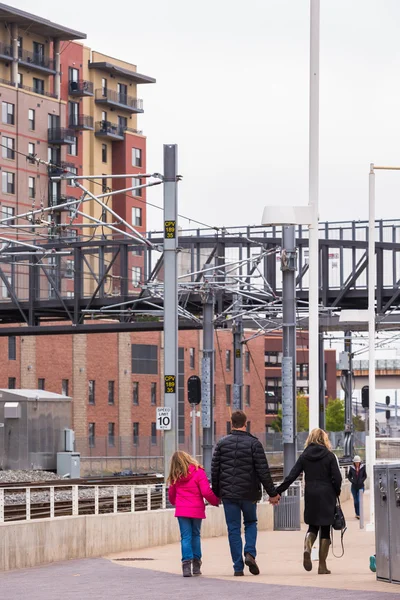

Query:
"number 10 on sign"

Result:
[[156, 407, 172, 430]]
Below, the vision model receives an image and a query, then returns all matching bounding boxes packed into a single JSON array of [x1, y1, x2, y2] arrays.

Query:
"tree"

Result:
[[270, 394, 309, 433], [353, 414, 366, 432], [326, 398, 345, 432]]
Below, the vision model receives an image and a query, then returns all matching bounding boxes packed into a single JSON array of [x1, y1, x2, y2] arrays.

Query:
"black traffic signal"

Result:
[[361, 386, 369, 409], [386, 410, 391, 421], [187, 375, 201, 405], [386, 395, 391, 406]]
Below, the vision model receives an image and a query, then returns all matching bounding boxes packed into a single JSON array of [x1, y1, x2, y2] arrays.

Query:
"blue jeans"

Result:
[[223, 499, 258, 573], [177, 517, 202, 562], [351, 485, 364, 517]]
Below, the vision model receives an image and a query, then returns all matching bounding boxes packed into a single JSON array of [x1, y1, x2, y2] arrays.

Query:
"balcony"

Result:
[[69, 115, 94, 131], [49, 194, 77, 211], [48, 127, 76, 145], [18, 82, 57, 99], [19, 48, 55, 74], [48, 161, 76, 176], [95, 89, 143, 113], [69, 80, 94, 97], [95, 120, 125, 141], [0, 42, 12, 63]]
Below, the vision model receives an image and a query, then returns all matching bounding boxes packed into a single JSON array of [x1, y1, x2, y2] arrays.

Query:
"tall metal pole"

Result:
[[368, 164, 376, 527], [163, 145, 178, 478], [343, 331, 354, 459], [318, 331, 326, 429], [282, 225, 297, 476], [202, 279, 214, 476], [192, 403, 197, 458], [395, 389, 398, 428], [308, 0, 320, 431], [233, 294, 243, 411]]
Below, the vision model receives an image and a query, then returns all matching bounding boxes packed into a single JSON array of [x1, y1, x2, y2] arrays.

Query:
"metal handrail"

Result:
[[95, 88, 143, 110], [19, 48, 55, 71]]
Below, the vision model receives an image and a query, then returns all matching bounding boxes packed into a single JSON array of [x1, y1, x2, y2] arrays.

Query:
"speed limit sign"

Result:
[[156, 407, 172, 430]]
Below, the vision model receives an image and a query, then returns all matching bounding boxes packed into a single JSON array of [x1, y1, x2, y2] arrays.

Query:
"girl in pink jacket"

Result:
[[167, 451, 219, 577]]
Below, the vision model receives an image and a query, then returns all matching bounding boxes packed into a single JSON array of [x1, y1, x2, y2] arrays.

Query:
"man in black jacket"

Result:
[[211, 410, 279, 576]]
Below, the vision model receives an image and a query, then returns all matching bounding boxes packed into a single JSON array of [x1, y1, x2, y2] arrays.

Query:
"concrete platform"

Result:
[[0, 493, 399, 599]]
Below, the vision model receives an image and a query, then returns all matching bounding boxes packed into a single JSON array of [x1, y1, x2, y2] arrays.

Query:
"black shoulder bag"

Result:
[[331, 497, 347, 558]]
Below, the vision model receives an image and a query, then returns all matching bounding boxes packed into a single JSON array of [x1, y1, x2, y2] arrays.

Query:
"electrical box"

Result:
[[338, 352, 350, 371], [4, 402, 21, 419], [63, 428, 75, 452], [57, 452, 80, 479]]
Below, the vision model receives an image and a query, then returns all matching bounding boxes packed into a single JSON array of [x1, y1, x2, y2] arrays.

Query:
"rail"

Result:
[[0, 482, 166, 523]]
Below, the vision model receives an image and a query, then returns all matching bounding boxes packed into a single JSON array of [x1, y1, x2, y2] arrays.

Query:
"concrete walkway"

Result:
[[0, 493, 399, 599]]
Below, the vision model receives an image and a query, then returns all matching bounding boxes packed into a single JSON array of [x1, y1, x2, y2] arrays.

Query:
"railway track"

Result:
[[0, 473, 163, 493]]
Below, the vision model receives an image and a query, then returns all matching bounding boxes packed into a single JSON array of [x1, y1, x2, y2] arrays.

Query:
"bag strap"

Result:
[[331, 525, 347, 558]]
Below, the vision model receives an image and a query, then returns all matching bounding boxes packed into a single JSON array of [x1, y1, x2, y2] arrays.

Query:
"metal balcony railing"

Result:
[[19, 82, 57, 99], [48, 128, 76, 145], [95, 88, 143, 112], [95, 120, 125, 139], [69, 79, 94, 96], [69, 114, 94, 130], [48, 162, 76, 176], [19, 48, 55, 71], [0, 42, 12, 58]]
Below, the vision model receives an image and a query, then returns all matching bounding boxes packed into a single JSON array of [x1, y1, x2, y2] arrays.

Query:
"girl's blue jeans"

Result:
[[177, 517, 202, 562]]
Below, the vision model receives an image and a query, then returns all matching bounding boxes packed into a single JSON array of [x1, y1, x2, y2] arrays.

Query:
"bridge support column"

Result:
[[343, 331, 354, 459]]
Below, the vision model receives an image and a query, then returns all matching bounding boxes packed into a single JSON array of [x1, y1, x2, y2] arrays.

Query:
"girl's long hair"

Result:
[[304, 428, 332, 450], [167, 451, 202, 484]]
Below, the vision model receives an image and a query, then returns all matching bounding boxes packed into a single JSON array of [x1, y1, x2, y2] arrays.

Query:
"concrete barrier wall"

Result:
[[0, 482, 351, 572]]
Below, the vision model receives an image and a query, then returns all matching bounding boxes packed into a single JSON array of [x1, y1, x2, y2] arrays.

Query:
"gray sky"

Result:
[[14, 0, 400, 232]]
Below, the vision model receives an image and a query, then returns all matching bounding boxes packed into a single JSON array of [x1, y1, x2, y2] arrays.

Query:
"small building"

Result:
[[0, 389, 72, 471]]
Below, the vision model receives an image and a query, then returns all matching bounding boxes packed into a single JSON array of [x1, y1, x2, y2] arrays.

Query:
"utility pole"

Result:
[[281, 225, 297, 476], [163, 144, 178, 478], [343, 331, 354, 459], [233, 293, 243, 410], [318, 331, 326, 429], [202, 277, 214, 476]]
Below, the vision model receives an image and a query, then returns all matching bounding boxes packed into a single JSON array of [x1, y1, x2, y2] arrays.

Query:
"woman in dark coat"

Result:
[[276, 428, 342, 575]]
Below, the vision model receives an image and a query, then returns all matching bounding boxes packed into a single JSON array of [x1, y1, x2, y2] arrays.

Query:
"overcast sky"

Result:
[[14, 0, 400, 232]]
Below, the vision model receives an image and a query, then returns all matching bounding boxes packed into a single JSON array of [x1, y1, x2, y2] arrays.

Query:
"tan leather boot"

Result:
[[318, 539, 331, 574], [303, 532, 317, 571]]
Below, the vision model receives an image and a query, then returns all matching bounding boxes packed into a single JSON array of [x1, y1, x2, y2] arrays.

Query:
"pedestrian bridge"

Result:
[[337, 358, 400, 390]]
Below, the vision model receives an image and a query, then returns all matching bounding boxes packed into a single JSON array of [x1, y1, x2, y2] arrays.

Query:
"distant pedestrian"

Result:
[[276, 428, 342, 575], [167, 451, 220, 578], [211, 410, 280, 577], [347, 455, 367, 520]]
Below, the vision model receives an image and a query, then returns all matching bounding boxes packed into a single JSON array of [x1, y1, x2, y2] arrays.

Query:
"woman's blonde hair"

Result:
[[305, 428, 332, 450], [167, 451, 201, 484]]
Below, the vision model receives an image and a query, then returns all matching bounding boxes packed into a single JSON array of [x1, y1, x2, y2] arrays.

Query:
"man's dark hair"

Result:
[[231, 410, 247, 429]]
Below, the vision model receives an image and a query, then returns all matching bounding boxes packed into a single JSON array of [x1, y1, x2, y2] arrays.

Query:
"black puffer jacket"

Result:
[[347, 464, 367, 489], [276, 443, 342, 526], [211, 430, 278, 501]]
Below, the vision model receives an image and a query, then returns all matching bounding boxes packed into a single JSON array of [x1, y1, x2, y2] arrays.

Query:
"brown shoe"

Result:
[[192, 558, 202, 576], [318, 539, 331, 575], [303, 532, 317, 572], [245, 553, 260, 575]]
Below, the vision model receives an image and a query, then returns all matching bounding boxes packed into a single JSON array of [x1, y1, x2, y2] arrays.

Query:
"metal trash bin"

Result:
[[374, 463, 400, 584], [273, 480, 301, 531]]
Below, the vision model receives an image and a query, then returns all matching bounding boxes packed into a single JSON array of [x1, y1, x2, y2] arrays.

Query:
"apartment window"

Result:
[[132, 177, 142, 197], [28, 142, 35, 163], [132, 247, 143, 257], [246, 421, 251, 433], [2, 102, 14, 125], [68, 166, 78, 187], [69, 67, 79, 83], [133, 422, 139, 446], [27, 108, 35, 131], [151, 382, 157, 405], [102, 144, 107, 163], [132, 207, 142, 227], [132, 344, 158, 375], [17, 36, 22, 57], [108, 380, 115, 405], [118, 83, 128, 103], [33, 41, 45, 61], [2, 137, 15, 160], [62, 379, 69, 396], [68, 101, 79, 126], [38, 378, 45, 390], [265, 351, 282, 366], [8, 336, 16, 360], [226, 384, 231, 405], [8, 377, 16, 390], [17, 72, 23, 87], [2, 206, 15, 225], [132, 148, 142, 167], [88, 380, 95, 404], [187, 347, 197, 370], [65, 259, 74, 278], [33, 78, 44, 95], [101, 78, 107, 96], [132, 266, 141, 287], [226, 421, 231, 435], [245, 351, 250, 372], [245, 385, 251, 406], [108, 423, 115, 447], [89, 423, 95, 447], [68, 136, 78, 156], [118, 115, 127, 131], [151, 422, 157, 445], [133, 381, 139, 405], [28, 176, 36, 199], [2, 172, 15, 194], [226, 349, 231, 371]]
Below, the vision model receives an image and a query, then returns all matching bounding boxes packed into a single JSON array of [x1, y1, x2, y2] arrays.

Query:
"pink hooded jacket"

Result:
[[168, 465, 220, 519]]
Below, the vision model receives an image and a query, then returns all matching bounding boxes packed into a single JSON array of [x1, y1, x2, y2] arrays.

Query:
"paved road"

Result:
[[0, 559, 399, 600]]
